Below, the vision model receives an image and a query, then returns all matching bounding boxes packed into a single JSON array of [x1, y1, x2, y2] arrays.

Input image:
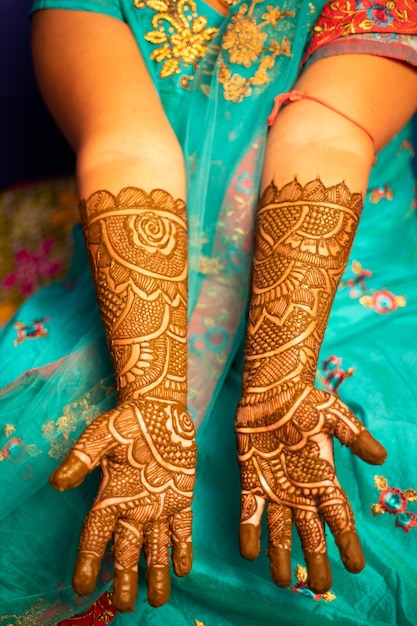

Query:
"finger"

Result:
[[144, 518, 171, 607], [266, 502, 292, 588], [113, 518, 144, 612], [318, 486, 365, 574], [350, 430, 387, 465], [50, 451, 90, 491], [73, 508, 117, 596], [51, 412, 117, 491], [239, 491, 265, 561], [170, 509, 193, 577], [325, 397, 387, 464], [293, 509, 332, 594], [72, 412, 116, 469]]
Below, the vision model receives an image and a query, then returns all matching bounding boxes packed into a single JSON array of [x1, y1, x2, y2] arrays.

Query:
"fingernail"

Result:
[[267, 546, 291, 587], [172, 542, 193, 577], [72, 553, 101, 595], [50, 454, 89, 490], [146, 567, 171, 607], [239, 523, 261, 561], [351, 431, 387, 465], [113, 569, 138, 612], [335, 531, 365, 573], [305, 552, 332, 594]]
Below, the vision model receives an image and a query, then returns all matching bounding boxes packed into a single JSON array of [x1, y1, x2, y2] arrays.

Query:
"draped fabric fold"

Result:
[[1, 0, 417, 623]]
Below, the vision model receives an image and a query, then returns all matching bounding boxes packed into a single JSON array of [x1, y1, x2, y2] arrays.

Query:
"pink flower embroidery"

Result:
[[2, 239, 61, 295], [360, 287, 406, 314]]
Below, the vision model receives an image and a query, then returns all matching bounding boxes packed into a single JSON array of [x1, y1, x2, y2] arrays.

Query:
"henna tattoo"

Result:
[[240, 492, 258, 523], [236, 179, 385, 587], [80, 188, 188, 403], [52, 188, 195, 610], [74, 400, 196, 566], [238, 178, 362, 415], [144, 518, 171, 567], [266, 502, 292, 551], [114, 519, 144, 571], [170, 508, 193, 542]]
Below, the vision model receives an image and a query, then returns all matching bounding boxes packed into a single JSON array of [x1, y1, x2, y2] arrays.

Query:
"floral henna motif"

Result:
[[79, 188, 188, 403], [236, 179, 386, 592], [52, 189, 195, 611]]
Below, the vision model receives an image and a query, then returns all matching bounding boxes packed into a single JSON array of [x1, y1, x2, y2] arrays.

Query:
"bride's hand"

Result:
[[236, 385, 386, 593], [50, 398, 196, 611]]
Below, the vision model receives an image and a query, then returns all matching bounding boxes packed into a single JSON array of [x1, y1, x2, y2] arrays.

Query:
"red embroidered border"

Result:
[[57, 593, 116, 626], [307, 0, 417, 59]]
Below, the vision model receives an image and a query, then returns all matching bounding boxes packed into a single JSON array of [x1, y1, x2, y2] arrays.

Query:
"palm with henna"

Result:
[[236, 179, 387, 592], [50, 188, 196, 611]]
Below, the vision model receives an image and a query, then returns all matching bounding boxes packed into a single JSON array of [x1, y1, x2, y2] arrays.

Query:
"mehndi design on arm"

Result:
[[79, 188, 188, 403], [236, 179, 386, 592], [52, 189, 196, 611]]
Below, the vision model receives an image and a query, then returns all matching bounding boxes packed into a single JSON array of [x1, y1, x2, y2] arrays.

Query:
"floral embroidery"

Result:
[[13, 317, 50, 346], [319, 355, 354, 394], [57, 592, 116, 625], [369, 183, 394, 204], [42, 383, 114, 461], [0, 421, 41, 468], [371, 476, 417, 532], [198, 255, 226, 275], [3, 239, 61, 296], [218, 0, 295, 103], [134, 0, 218, 85], [0, 436, 41, 466], [359, 0, 394, 27], [340, 260, 372, 297], [0, 177, 78, 327], [360, 287, 406, 314], [290, 565, 336, 602], [194, 621, 206, 626], [340, 260, 407, 314], [307, 0, 417, 59]]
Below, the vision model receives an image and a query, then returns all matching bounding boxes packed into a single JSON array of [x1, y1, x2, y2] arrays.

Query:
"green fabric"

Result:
[[1, 0, 416, 623]]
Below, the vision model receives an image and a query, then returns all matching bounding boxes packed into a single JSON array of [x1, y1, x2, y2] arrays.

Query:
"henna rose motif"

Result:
[[51, 188, 193, 612], [127, 213, 177, 255]]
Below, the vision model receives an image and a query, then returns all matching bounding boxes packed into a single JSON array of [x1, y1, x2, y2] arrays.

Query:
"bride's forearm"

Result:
[[237, 178, 362, 421], [80, 187, 188, 407]]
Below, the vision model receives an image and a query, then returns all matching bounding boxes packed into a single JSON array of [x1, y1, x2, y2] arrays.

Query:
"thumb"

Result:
[[50, 451, 90, 491], [326, 396, 387, 465], [350, 430, 387, 465]]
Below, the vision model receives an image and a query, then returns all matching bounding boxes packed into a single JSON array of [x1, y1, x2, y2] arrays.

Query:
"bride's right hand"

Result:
[[51, 397, 196, 612]]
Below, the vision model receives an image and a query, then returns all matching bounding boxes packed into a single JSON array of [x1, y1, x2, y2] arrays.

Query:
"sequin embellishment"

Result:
[[135, 0, 218, 87]]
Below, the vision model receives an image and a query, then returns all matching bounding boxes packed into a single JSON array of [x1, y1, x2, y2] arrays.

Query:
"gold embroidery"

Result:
[[293, 565, 336, 601], [42, 381, 114, 460], [135, 0, 218, 83], [4, 425, 15, 437], [198, 255, 225, 275], [218, 0, 294, 103], [0, 598, 52, 626]]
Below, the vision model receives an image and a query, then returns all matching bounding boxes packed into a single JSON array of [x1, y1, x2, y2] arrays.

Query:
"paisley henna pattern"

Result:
[[236, 179, 386, 587], [52, 189, 195, 610], [79, 187, 188, 403]]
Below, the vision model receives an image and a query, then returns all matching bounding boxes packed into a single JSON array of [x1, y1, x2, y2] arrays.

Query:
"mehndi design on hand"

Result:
[[50, 189, 196, 611], [236, 179, 386, 593]]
